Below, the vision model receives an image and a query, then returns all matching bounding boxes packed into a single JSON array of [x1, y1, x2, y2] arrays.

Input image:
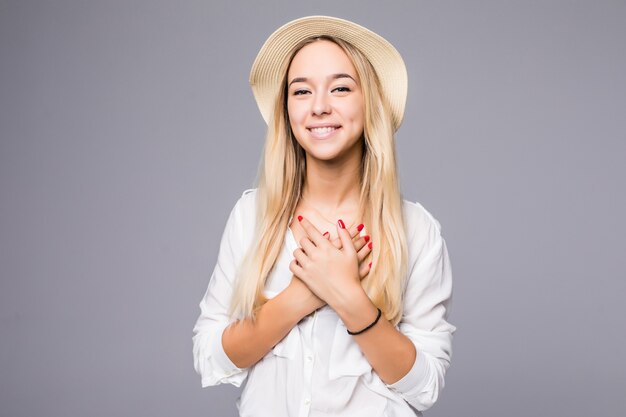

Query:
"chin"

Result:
[[309, 153, 336, 161]]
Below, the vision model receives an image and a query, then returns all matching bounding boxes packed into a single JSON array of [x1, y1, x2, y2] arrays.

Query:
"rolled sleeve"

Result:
[[385, 203, 456, 411], [386, 348, 430, 395], [194, 322, 248, 387], [192, 190, 255, 388]]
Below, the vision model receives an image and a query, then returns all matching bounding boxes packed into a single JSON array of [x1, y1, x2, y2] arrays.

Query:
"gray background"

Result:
[[1, 1, 625, 416]]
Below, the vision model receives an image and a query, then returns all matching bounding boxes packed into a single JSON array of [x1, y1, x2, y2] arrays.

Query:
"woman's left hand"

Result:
[[289, 216, 368, 310]]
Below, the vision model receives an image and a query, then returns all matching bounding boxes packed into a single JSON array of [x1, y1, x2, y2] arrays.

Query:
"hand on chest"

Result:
[[289, 205, 361, 243]]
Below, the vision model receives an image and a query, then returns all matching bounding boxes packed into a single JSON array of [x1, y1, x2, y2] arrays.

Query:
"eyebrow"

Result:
[[288, 73, 357, 88]]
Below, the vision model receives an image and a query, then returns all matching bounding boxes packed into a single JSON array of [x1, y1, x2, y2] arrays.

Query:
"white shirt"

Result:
[[192, 188, 455, 417]]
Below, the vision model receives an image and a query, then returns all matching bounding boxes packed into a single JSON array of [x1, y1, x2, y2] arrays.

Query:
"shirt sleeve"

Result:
[[384, 206, 456, 411], [192, 192, 251, 388]]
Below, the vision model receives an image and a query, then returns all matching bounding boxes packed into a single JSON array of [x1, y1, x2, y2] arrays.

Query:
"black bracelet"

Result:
[[347, 308, 382, 335]]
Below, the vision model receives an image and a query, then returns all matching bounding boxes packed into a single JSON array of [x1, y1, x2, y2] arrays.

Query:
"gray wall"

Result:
[[1, 1, 625, 416]]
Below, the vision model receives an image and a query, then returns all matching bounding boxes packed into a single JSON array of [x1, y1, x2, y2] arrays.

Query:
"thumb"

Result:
[[337, 220, 355, 254]]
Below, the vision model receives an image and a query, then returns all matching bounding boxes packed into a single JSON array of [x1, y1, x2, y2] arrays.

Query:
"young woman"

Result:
[[193, 16, 455, 416]]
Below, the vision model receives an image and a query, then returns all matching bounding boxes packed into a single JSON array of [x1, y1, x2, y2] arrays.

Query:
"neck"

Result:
[[301, 149, 362, 213]]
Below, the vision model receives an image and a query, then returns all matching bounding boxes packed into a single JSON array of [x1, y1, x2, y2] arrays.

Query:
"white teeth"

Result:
[[310, 127, 336, 134]]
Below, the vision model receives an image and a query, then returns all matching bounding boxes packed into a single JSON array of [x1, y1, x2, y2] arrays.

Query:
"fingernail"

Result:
[[338, 219, 345, 229], [297, 215, 303, 222], [364, 235, 370, 243], [323, 231, 329, 237], [368, 262, 372, 268], [357, 223, 364, 232], [368, 242, 373, 249]]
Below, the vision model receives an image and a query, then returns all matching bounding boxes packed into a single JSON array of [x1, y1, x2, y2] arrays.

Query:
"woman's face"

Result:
[[286, 40, 365, 163]]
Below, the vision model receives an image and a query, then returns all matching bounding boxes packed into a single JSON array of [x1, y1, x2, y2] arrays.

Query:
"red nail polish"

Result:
[[364, 235, 370, 243], [368, 262, 372, 268], [338, 219, 345, 229], [357, 223, 364, 232], [368, 242, 373, 249], [323, 231, 329, 237], [297, 215, 303, 222]]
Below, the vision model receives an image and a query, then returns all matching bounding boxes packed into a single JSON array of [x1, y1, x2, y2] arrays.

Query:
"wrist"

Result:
[[281, 283, 314, 322], [347, 307, 382, 335], [333, 286, 378, 332], [284, 280, 321, 319]]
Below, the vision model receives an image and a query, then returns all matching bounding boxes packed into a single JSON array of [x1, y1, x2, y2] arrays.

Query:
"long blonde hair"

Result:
[[228, 36, 408, 326]]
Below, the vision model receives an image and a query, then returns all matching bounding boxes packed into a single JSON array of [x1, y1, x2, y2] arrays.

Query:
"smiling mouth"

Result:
[[307, 125, 341, 139], [309, 126, 337, 135]]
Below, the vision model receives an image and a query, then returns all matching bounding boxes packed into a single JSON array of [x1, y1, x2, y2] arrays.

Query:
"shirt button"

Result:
[[306, 355, 313, 362], [304, 398, 311, 406]]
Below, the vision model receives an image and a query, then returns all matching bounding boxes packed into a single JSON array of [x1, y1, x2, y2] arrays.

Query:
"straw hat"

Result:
[[249, 15, 408, 131]]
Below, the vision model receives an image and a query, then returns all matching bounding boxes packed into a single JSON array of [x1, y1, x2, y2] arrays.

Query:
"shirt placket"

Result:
[[298, 310, 317, 417]]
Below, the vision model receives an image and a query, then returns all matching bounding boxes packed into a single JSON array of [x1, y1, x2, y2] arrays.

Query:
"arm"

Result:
[[192, 191, 324, 387], [292, 210, 454, 411], [289, 216, 420, 384], [226, 222, 375, 368], [194, 197, 373, 385], [333, 290, 418, 385], [337, 210, 456, 411], [222, 278, 320, 369], [387, 231, 455, 411], [192, 194, 250, 387]]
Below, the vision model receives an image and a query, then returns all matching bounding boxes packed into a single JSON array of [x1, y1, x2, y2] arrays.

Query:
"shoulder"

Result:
[[226, 187, 257, 217], [220, 188, 258, 254], [402, 198, 443, 235], [401, 198, 444, 257], [236, 187, 258, 212], [221, 188, 258, 232]]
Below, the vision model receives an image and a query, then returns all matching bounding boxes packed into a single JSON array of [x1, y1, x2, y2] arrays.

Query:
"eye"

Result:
[[292, 89, 310, 96], [332, 86, 351, 93]]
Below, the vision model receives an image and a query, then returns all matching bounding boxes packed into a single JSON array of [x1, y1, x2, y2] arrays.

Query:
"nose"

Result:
[[312, 91, 331, 116]]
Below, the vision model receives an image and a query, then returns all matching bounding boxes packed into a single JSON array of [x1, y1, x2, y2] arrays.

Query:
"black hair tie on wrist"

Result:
[[347, 308, 382, 335]]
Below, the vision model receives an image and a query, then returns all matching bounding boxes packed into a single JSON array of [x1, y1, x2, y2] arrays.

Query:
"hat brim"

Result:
[[249, 15, 408, 131]]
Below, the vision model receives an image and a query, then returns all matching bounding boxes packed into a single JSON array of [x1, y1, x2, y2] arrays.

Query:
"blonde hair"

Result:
[[228, 36, 408, 326]]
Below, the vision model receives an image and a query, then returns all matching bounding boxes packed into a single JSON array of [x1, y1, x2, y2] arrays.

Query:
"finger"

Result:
[[348, 222, 364, 241], [356, 236, 372, 262], [289, 258, 306, 280], [331, 222, 364, 249], [358, 261, 372, 279], [292, 247, 309, 267], [299, 235, 317, 254], [298, 216, 328, 247], [353, 234, 370, 253], [337, 219, 356, 256], [354, 222, 365, 238]]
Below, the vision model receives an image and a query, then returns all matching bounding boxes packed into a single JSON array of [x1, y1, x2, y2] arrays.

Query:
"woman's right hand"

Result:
[[328, 223, 373, 280], [287, 222, 373, 317]]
